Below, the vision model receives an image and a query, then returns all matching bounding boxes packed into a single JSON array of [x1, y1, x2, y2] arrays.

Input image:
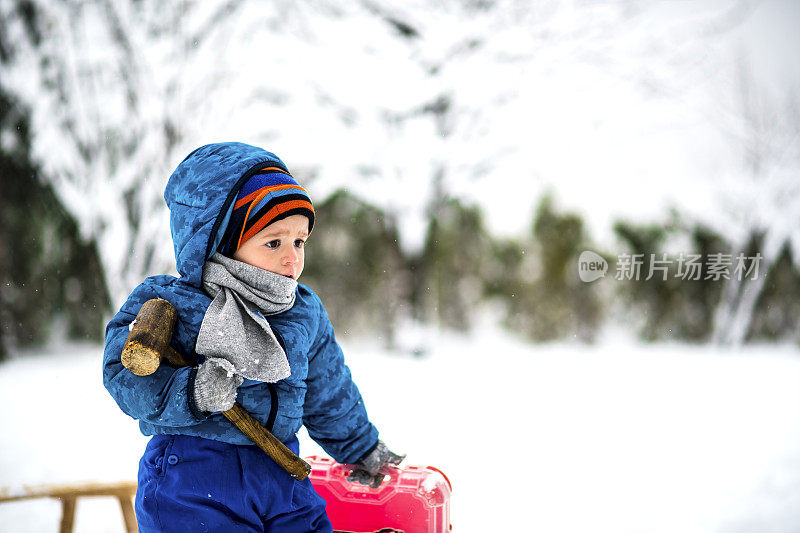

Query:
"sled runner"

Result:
[[307, 456, 452, 533]]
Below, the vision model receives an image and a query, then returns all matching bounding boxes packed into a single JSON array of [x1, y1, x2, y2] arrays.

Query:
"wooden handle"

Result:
[[222, 404, 311, 480], [121, 298, 311, 480], [121, 299, 180, 376]]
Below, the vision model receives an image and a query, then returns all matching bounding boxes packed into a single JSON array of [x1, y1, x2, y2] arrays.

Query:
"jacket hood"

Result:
[[164, 142, 289, 287]]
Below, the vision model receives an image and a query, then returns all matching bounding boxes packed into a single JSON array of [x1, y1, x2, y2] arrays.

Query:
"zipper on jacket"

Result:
[[265, 325, 287, 432]]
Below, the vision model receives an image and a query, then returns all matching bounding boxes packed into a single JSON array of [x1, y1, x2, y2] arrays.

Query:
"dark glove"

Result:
[[348, 440, 405, 488]]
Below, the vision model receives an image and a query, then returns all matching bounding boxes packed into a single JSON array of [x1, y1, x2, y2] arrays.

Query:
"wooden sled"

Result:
[[0, 481, 137, 533]]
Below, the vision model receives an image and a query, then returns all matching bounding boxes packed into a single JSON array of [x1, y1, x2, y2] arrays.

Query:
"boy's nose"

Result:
[[283, 248, 299, 264]]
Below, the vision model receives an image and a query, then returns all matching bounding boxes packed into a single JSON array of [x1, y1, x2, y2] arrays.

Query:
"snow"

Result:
[[2, 3, 799, 529], [2, 332, 800, 532]]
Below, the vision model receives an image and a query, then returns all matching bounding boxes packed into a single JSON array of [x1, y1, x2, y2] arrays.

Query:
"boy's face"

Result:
[[232, 214, 309, 280]]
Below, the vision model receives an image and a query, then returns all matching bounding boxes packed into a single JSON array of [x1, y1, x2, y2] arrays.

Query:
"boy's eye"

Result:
[[294, 239, 305, 248], [265, 239, 281, 249]]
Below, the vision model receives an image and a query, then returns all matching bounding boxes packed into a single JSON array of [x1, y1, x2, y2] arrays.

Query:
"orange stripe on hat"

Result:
[[238, 199, 315, 246], [235, 190, 269, 252], [233, 184, 311, 210]]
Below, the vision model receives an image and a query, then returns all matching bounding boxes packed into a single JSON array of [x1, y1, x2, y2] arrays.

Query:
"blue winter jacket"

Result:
[[103, 142, 379, 464]]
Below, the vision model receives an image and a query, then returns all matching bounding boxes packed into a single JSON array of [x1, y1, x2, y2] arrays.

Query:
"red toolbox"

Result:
[[306, 456, 452, 533]]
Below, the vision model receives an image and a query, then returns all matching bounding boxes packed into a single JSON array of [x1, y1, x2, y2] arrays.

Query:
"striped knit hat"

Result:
[[217, 166, 314, 256]]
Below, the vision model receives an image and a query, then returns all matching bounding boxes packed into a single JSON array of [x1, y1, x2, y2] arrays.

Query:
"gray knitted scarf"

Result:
[[195, 253, 296, 382]]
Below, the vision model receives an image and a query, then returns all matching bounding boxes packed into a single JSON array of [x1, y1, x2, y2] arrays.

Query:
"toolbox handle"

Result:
[[425, 466, 452, 491], [378, 464, 452, 492]]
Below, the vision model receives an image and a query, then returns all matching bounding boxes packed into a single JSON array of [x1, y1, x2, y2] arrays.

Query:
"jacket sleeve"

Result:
[[102, 284, 205, 427], [302, 299, 379, 464]]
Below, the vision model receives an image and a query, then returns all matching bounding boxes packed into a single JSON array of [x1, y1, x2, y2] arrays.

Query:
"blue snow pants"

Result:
[[135, 434, 332, 532]]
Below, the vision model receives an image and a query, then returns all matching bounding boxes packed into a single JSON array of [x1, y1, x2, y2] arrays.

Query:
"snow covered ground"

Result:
[[1, 328, 800, 532]]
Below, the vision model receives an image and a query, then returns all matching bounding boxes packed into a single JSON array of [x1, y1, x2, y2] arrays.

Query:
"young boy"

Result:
[[103, 142, 402, 532]]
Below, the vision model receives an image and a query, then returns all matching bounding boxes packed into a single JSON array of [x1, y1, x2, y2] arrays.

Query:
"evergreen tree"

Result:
[[495, 195, 601, 342], [301, 189, 408, 346], [414, 177, 493, 331], [748, 242, 800, 341], [612, 217, 727, 342], [0, 90, 109, 359]]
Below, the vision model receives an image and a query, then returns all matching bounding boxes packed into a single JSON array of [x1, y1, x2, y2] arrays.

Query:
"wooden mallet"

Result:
[[121, 298, 311, 481]]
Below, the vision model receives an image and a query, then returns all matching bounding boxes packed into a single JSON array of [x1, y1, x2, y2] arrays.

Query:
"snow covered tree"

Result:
[[709, 57, 800, 345], [3, 0, 797, 346]]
